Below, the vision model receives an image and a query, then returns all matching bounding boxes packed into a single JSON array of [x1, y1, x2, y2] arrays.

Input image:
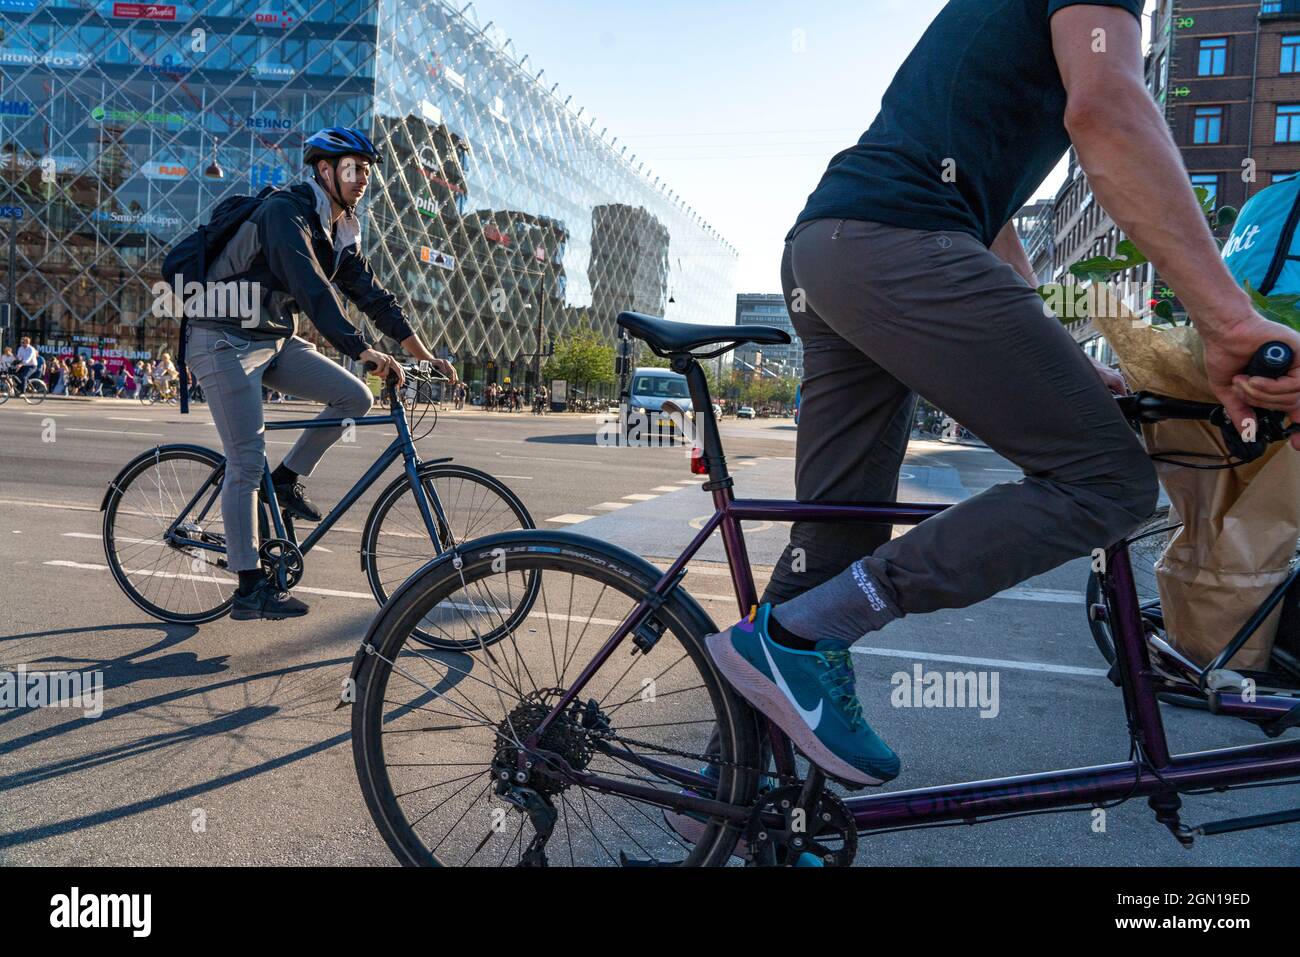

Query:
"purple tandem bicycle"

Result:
[[348, 313, 1300, 867]]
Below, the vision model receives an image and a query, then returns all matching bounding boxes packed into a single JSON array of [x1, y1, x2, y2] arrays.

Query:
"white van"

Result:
[[628, 367, 693, 417]]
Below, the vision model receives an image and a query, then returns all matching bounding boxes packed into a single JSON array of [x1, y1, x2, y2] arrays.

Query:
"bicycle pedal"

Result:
[[617, 852, 677, 867]]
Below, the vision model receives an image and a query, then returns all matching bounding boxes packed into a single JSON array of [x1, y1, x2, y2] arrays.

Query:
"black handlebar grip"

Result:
[[1244, 342, 1293, 379]]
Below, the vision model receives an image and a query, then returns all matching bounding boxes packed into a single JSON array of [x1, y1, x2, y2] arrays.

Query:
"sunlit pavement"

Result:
[[1, 401, 1295, 865]]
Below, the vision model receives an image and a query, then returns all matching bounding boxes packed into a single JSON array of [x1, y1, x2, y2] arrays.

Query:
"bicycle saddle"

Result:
[[618, 311, 791, 357]]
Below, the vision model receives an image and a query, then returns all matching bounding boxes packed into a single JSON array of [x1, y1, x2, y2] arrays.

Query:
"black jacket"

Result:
[[197, 182, 414, 360]]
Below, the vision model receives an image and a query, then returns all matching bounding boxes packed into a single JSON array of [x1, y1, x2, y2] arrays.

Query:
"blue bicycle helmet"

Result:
[[303, 127, 382, 166]]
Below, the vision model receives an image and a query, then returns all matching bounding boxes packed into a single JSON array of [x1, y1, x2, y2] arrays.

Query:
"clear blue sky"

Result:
[[467, 0, 1105, 294]]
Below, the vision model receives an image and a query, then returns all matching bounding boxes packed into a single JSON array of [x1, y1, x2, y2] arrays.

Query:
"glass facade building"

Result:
[[0, 0, 737, 388]]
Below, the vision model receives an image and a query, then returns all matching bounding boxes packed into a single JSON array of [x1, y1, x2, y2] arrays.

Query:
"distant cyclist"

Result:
[[184, 126, 456, 621], [706, 0, 1300, 788]]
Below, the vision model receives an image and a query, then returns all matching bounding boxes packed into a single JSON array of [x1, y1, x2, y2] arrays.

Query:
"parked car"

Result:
[[737, 406, 756, 420]]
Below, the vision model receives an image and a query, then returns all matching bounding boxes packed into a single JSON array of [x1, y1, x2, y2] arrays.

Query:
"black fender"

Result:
[[340, 528, 720, 706], [100, 444, 225, 511]]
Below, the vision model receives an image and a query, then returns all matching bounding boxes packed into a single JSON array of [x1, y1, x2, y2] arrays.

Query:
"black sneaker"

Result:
[[275, 480, 322, 522], [230, 579, 309, 621]]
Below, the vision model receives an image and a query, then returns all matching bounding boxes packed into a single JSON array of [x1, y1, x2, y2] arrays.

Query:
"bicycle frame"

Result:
[[164, 396, 451, 561], [525, 358, 1300, 837]]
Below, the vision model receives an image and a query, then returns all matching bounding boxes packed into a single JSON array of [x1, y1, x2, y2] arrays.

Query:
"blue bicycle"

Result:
[[101, 362, 536, 640]]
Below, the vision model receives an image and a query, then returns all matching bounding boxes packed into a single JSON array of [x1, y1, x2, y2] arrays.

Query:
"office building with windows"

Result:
[[0, 0, 737, 389], [732, 292, 801, 381]]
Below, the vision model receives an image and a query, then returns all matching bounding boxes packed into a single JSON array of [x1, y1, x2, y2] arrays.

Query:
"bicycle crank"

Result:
[[258, 538, 305, 591], [745, 782, 858, 867]]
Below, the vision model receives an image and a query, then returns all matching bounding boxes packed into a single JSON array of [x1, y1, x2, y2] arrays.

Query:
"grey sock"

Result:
[[772, 560, 901, 648]]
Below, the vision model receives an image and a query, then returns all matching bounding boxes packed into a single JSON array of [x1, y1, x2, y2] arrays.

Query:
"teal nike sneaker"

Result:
[[705, 604, 900, 788]]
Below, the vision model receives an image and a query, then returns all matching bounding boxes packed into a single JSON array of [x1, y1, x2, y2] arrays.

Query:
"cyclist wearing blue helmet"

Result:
[[185, 125, 457, 621]]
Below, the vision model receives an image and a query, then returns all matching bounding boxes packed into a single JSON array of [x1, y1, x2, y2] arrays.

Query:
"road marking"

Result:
[[995, 587, 1082, 604], [21, 411, 66, 417], [108, 416, 151, 423], [623, 493, 658, 501], [0, 497, 99, 512], [546, 514, 594, 524], [473, 437, 524, 444], [67, 428, 163, 437], [493, 475, 534, 481], [60, 530, 335, 554], [851, 646, 1108, 678], [677, 479, 704, 485], [499, 454, 601, 466], [593, 502, 630, 510], [651, 485, 682, 493]]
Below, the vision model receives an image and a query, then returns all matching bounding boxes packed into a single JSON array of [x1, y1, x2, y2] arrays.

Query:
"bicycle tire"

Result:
[[103, 446, 241, 623], [361, 463, 537, 649], [351, 530, 762, 867], [21, 378, 47, 405]]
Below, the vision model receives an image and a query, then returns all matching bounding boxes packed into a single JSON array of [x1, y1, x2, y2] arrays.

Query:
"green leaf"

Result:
[[1216, 205, 1238, 230], [1152, 299, 1175, 323], [1114, 239, 1149, 268], [1245, 281, 1300, 333], [1194, 186, 1215, 214]]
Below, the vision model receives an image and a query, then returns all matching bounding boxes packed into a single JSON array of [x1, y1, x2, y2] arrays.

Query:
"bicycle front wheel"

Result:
[[1087, 505, 1175, 665], [352, 532, 762, 867], [103, 446, 236, 623], [362, 463, 536, 648], [22, 378, 47, 405]]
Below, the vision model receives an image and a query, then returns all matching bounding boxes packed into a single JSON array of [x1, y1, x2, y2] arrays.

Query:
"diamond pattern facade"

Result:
[[0, 0, 738, 389]]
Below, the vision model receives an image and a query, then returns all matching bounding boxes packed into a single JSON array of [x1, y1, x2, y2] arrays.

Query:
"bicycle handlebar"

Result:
[[1116, 341, 1296, 463]]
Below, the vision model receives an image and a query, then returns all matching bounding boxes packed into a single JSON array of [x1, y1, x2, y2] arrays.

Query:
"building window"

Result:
[[1191, 173, 1219, 206], [1284, 35, 1300, 73], [1198, 37, 1227, 76], [1193, 106, 1223, 144], [1278, 103, 1300, 141]]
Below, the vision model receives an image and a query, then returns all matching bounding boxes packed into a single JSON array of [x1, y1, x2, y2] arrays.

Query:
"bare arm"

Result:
[[1052, 5, 1300, 439], [990, 221, 1039, 287]]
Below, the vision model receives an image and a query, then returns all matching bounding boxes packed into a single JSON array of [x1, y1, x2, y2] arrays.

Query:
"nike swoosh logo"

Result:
[[759, 637, 823, 731]]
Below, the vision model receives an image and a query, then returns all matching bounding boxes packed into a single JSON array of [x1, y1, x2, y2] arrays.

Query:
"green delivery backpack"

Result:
[[1221, 174, 1300, 297]]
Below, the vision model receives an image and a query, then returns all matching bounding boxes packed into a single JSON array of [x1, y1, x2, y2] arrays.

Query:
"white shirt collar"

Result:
[[305, 178, 361, 254]]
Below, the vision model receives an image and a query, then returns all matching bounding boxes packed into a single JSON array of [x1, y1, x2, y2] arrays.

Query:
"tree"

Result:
[[543, 328, 616, 399]]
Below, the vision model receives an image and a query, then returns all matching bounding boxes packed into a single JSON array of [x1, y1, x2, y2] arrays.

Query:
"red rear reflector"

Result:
[[691, 446, 708, 475]]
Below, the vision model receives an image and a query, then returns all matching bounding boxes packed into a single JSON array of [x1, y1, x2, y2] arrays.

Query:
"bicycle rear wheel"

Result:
[[352, 532, 763, 867], [103, 447, 242, 623], [361, 463, 537, 649]]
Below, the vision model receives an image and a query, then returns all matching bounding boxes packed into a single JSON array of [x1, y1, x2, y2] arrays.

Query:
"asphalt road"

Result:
[[1, 397, 1296, 866]]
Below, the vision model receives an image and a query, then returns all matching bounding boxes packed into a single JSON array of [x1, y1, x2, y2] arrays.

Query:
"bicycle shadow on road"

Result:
[[0, 621, 220, 736], [0, 648, 471, 852]]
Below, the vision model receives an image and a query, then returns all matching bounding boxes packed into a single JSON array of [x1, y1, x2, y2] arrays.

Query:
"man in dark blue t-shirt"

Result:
[[703, 0, 1300, 789]]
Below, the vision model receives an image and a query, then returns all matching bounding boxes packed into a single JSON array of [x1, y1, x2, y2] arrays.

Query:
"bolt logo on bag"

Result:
[[1222, 174, 1300, 298]]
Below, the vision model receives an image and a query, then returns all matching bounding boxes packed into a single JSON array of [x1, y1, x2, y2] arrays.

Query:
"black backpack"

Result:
[[161, 186, 278, 412]]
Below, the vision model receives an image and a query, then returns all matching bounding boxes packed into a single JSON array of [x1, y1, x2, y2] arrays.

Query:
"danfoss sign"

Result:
[[112, 3, 177, 19]]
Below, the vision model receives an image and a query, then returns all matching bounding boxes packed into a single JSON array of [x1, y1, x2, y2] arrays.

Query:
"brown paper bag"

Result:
[[1087, 289, 1300, 670]]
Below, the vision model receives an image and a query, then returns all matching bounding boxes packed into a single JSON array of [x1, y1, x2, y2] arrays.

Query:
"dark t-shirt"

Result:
[[789, 0, 1143, 246]]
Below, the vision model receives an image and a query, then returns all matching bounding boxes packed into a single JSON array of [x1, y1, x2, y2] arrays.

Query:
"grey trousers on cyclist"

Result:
[[760, 218, 1160, 618], [185, 325, 374, 573]]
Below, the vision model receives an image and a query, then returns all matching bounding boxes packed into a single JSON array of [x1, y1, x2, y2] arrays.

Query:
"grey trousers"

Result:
[[760, 218, 1160, 616], [185, 325, 374, 572]]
